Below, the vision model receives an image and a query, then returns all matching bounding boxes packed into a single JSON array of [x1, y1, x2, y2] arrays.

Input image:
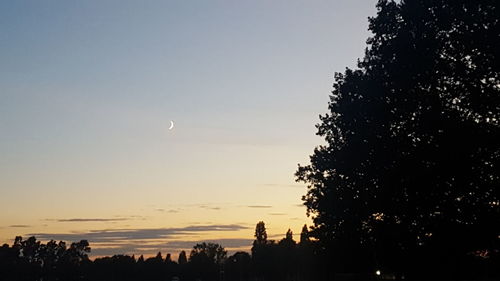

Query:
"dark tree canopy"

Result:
[[296, 0, 499, 278], [253, 221, 268, 245], [178, 250, 187, 265], [189, 242, 227, 265], [299, 224, 310, 245], [165, 253, 172, 263], [279, 229, 296, 248]]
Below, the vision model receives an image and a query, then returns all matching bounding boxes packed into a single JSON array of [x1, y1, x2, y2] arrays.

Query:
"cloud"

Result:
[[268, 233, 287, 239], [89, 238, 253, 257], [155, 207, 181, 213], [268, 213, 287, 216], [29, 224, 249, 243], [53, 218, 130, 222], [166, 238, 253, 250], [27, 224, 251, 257], [10, 225, 30, 228], [246, 205, 272, 208], [199, 206, 222, 210]]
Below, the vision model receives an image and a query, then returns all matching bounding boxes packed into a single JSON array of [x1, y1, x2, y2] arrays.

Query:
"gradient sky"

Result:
[[0, 0, 376, 257]]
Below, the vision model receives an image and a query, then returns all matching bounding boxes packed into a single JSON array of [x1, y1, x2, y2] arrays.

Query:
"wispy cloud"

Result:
[[165, 238, 253, 250], [89, 238, 253, 257], [268, 233, 287, 239], [155, 208, 181, 213], [10, 225, 30, 228], [268, 213, 287, 216], [27, 224, 251, 257], [52, 218, 130, 222], [247, 205, 272, 208], [199, 206, 222, 210], [29, 224, 249, 243]]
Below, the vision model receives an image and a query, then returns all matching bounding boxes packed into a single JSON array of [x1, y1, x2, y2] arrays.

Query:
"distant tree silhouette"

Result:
[[278, 229, 296, 248], [299, 224, 310, 245], [254, 221, 268, 245], [144, 251, 167, 280], [92, 254, 136, 281], [175, 250, 188, 280], [189, 242, 227, 265], [165, 253, 172, 263], [278, 229, 298, 280], [0, 236, 91, 281], [155, 251, 163, 261], [67, 240, 91, 264], [297, 225, 317, 281], [178, 250, 187, 265], [164, 253, 178, 281], [188, 242, 226, 281], [224, 252, 251, 281], [251, 221, 270, 280], [296, 0, 500, 279]]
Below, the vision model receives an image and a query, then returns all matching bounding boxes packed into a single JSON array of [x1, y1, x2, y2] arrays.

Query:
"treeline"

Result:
[[0, 222, 322, 281], [2, 221, 499, 281]]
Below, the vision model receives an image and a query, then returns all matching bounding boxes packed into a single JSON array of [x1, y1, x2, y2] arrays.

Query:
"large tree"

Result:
[[189, 242, 227, 265], [296, 0, 499, 278]]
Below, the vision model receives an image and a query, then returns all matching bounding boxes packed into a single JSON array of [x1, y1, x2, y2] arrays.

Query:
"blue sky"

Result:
[[0, 0, 377, 257]]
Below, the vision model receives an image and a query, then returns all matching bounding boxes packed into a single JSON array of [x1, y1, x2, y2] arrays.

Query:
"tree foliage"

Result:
[[296, 0, 500, 277], [178, 250, 187, 265], [299, 224, 310, 245], [254, 221, 268, 245], [189, 242, 227, 265]]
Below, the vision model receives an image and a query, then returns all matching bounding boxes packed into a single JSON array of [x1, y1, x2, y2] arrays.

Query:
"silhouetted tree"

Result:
[[66, 240, 91, 264], [296, 0, 500, 279], [154, 251, 163, 261], [254, 221, 267, 245], [190, 242, 227, 265], [225, 252, 251, 281], [251, 221, 270, 280], [277, 229, 298, 280], [178, 250, 187, 265], [57, 239, 90, 280], [298, 225, 317, 281], [278, 229, 296, 248], [91, 254, 136, 281], [163, 253, 177, 281], [165, 253, 172, 263], [189, 243, 226, 281], [0, 236, 92, 281], [299, 224, 310, 245]]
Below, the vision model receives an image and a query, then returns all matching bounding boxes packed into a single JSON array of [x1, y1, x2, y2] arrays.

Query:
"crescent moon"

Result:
[[168, 120, 174, 130]]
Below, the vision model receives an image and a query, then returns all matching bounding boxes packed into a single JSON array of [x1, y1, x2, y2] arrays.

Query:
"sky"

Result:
[[0, 0, 377, 258]]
